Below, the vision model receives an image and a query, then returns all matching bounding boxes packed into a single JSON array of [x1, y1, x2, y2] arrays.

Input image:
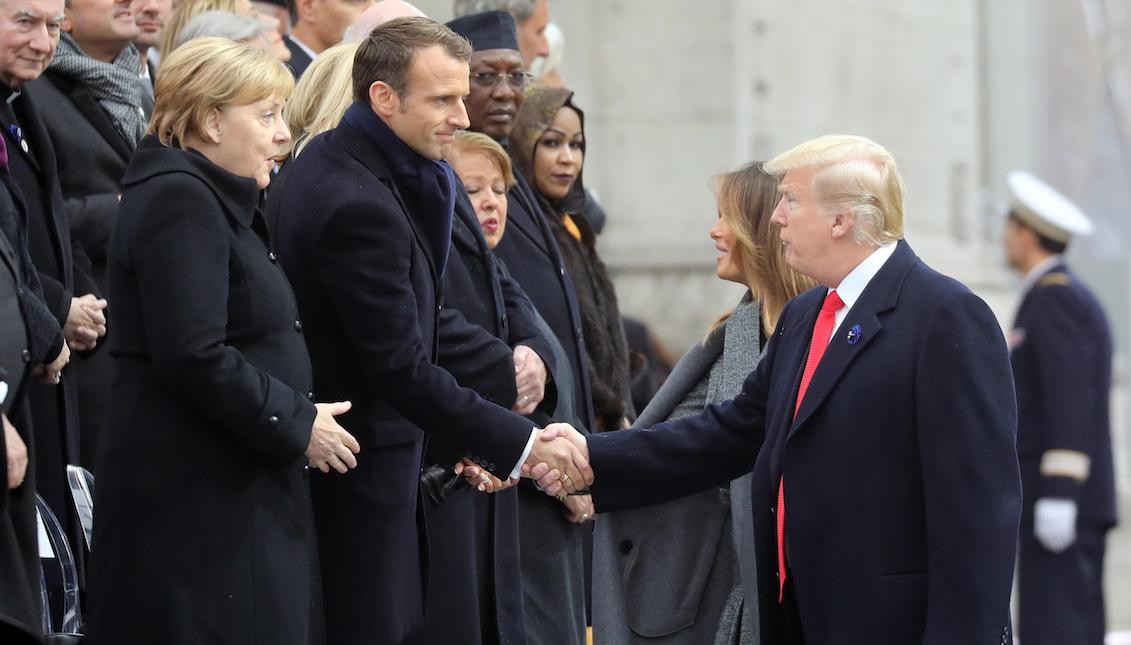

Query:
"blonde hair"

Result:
[[764, 134, 905, 247], [161, 0, 253, 55], [287, 42, 359, 157], [150, 37, 294, 148], [450, 131, 516, 189], [706, 162, 816, 339]]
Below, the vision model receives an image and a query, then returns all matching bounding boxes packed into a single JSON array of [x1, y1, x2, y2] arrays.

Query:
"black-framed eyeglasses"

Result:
[[471, 71, 533, 90]]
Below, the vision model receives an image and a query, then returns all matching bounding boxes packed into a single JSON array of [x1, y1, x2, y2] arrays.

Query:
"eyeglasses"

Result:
[[471, 71, 534, 90]]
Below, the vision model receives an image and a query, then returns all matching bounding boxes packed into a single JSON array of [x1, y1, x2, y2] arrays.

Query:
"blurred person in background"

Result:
[[527, 19, 558, 86], [159, 0, 258, 56], [85, 37, 358, 645], [175, 9, 286, 57], [452, 0, 547, 67], [447, 12, 591, 644], [252, 0, 288, 35], [1003, 171, 1118, 645], [511, 85, 634, 433], [594, 162, 815, 645], [132, 0, 172, 94], [284, 0, 373, 78], [343, 0, 423, 42]]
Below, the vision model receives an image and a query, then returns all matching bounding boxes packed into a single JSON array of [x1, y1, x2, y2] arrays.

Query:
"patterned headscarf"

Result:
[[509, 85, 586, 215]]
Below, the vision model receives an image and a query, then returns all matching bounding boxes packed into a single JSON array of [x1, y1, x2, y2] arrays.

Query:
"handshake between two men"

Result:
[[454, 423, 594, 498]]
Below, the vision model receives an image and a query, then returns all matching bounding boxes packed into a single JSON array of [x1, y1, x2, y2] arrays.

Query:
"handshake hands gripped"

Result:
[[522, 423, 593, 498], [452, 423, 593, 497]]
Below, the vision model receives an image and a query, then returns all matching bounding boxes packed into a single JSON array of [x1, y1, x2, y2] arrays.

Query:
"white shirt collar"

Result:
[[1019, 254, 1063, 296], [827, 241, 898, 338], [288, 35, 318, 61]]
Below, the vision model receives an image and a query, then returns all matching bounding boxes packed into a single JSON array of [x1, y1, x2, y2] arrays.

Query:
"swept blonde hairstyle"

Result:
[[150, 37, 294, 148], [287, 42, 359, 157], [707, 162, 816, 339], [764, 134, 905, 246], [161, 0, 252, 55], [450, 131, 516, 189]]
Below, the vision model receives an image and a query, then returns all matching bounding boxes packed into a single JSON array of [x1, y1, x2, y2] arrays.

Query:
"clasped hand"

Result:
[[521, 423, 593, 496]]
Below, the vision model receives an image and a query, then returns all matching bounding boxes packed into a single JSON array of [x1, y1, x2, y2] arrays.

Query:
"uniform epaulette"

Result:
[[1038, 273, 1071, 288]]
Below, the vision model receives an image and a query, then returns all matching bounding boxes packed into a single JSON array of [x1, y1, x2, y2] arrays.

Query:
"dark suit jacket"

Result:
[[269, 104, 536, 645], [1011, 262, 1116, 527], [588, 241, 1022, 645], [87, 137, 318, 645], [283, 36, 313, 78]]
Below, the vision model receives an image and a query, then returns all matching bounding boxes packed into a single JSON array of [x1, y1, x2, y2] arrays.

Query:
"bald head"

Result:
[[344, 0, 424, 43]]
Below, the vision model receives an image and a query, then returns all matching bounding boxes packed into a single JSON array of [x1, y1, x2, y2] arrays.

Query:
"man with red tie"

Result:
[[533, 135, 1022, 645]]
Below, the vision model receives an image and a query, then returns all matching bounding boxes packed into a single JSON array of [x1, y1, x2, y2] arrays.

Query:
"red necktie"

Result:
[[777, 289, 844, 601]]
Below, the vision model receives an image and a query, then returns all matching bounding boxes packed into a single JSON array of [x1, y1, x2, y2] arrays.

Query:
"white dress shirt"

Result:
[[825, 242, 899, 343]]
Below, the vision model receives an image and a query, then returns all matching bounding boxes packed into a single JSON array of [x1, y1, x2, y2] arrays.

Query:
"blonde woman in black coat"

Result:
[[86, 38, 358, 645]]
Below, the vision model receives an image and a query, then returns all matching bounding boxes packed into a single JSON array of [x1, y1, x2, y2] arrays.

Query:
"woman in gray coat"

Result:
[[592, 163, 814, 644]]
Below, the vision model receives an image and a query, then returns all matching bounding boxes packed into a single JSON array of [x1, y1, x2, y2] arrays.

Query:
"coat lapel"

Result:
[[787, 241, 918, 439]]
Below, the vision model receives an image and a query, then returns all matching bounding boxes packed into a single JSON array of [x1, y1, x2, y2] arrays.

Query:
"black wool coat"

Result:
[[269, 103, 536, 645], [0, 86, 95, 553], [0, 208, 41, 644], [86, 137, 319, 645]]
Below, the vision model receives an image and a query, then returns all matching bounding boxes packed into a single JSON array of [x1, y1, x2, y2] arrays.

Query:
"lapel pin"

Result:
[[846, 324, 862, 345], [8, 124, 26, 153]]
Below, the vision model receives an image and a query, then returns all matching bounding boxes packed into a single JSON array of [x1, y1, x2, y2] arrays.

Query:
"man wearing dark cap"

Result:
[[1003, 171, 1117, 645], [447, 10, 590, 645]]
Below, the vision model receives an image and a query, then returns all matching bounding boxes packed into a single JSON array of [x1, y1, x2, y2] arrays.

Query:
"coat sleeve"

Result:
[[587, 317, 777, 513], [914, 289, 1021, 644], [437, 304, 518, 409], [66, 193, 119, 267], [314, 194, 533, 477], [128, 177, 315, 464], [1023, 285, 1104, 501]]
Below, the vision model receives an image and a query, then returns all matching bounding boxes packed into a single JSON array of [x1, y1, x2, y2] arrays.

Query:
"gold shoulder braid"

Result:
[[1039, 273, 1071, 288]]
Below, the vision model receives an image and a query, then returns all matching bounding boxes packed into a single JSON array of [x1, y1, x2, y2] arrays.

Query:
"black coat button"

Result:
[[267, 415, 280, 427], [20, 349, 31, 363], [293, 320, 303, 333], [619, 540, 633, 555], [306, 391, 315, 401], [268, 251, 278, 263]]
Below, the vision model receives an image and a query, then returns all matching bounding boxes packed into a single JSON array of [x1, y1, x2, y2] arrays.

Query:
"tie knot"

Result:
[[822, 290, 845, 313]]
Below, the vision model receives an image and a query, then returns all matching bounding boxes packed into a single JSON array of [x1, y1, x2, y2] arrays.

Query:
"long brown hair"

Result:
[[707, 162, 816, 338]]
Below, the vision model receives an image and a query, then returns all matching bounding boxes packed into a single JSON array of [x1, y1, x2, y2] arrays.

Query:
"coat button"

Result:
[[559, 267, 565, 276], [293, 320, 303, 333], [619, 539, 633, 555], [267, 415, 280, 427], [306, 391, 314, 401], [20, 349, 31, 363], [268, 251, 278, 263]]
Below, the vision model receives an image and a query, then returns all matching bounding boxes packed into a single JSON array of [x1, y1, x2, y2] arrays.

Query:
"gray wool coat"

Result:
[[592, 293, 763, 645]]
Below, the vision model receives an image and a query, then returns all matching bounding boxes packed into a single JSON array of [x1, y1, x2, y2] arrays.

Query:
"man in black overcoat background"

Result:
[[269, 17, 591, 645]]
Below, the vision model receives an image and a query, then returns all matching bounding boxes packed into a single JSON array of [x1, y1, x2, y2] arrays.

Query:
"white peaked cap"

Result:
[[1007, 170, 1094, 243]]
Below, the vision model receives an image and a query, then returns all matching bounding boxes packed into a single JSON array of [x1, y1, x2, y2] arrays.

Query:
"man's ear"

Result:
[[368, 81, 399, 119], [829, 209, 857, 241], [61, 8, 74, 34]]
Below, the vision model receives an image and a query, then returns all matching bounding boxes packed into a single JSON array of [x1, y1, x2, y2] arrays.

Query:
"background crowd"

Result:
[[0, 0, 1126, 644]]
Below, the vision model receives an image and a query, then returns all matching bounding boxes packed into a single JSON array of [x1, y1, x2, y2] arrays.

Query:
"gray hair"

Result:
[[452, 0, 537, 22], [176, 10, 267, 50]]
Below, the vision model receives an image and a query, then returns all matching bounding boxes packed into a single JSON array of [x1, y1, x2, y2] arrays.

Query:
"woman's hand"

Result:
[[561, 494, 594, 523], [454, 458, 518, 493], [306, 401, 360, 474], [4, 414, 27, 490]]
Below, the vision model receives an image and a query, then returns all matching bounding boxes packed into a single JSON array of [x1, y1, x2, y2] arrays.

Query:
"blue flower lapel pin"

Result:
[[846, 324, 862, 345], [7, 124, 26, 153]]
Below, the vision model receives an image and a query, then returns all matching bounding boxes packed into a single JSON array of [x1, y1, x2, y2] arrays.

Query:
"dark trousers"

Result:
[[1017, 522, 1108, 645]]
